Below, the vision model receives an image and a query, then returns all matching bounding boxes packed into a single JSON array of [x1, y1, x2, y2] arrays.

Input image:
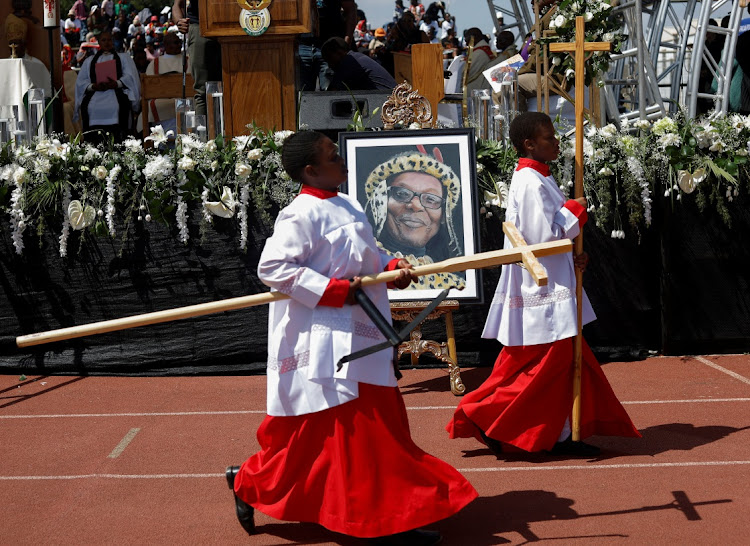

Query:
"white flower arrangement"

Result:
[[476, 110, 749, 238], [541, 0, 623, 86]]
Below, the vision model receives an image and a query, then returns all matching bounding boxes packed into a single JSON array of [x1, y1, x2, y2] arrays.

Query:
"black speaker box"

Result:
[[298, 91, 390, 130]]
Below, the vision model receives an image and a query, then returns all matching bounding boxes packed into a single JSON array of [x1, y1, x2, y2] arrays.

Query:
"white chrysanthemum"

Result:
[[0, 164, 17, 181], [273, 130, 294, 147], [33, 157, 51, 175], [658, 133, 681, 148], [246, 148, 263, 161], [123, 138, 143, 152], [179, 134, 204, 155], [634, 119, 651, 130], [83, 145, 101, 162], [143, 155, 175, 180]]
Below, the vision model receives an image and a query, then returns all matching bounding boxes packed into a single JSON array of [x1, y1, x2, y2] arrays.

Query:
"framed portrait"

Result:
[[340, 128, 482, 302]]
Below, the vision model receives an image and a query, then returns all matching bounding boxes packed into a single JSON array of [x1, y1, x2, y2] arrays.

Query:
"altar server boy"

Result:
[[447, 112, 640, 456], [226, 131, 477, 545]]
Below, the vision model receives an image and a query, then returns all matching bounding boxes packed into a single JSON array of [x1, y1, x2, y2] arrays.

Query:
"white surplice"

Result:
[[482, 164, 596, 347], [258, 191, 398, 417], [74, 52, 140, 126]]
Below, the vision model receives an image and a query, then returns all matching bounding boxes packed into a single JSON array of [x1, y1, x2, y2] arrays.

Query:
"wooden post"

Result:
[[548, 17, 610, 441]]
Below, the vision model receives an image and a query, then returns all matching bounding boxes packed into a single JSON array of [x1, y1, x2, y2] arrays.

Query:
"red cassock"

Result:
[[234, 383, 478, 538], [446, 337, 641, 452]]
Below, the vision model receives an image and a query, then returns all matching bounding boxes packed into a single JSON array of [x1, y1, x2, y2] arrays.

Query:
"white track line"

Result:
[[2, 460, 750, 480], [458, 460, 750, 472], [694, 355, 750, 385], [1, 398, 750, 419], [107, 428, 140, 458]]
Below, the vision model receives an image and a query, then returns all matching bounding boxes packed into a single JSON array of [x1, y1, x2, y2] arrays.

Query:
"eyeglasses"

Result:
[[388, 186, 444, 210]]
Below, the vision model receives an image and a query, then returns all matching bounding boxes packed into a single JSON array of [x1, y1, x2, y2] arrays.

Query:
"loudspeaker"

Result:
[[298, 91, 390, 130]]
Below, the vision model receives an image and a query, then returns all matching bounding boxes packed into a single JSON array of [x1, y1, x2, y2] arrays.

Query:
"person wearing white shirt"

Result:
[[447, 112, 640, 457], [226, 131, 477, 544], [74, 29, 140, 143], [127, 15, 144, 40], [439, 12, 453, 40]]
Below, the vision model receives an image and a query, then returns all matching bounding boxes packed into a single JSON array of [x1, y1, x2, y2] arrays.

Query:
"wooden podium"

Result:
[[199, 0, 312, 136]]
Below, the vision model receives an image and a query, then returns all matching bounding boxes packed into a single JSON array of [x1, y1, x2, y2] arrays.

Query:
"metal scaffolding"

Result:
[[490, 0, 745, 122]]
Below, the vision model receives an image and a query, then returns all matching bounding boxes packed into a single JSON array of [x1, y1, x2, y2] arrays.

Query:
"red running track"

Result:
[[1, 353, 749, 544]]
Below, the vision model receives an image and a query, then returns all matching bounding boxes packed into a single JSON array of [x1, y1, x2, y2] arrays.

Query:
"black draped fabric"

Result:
[[1, 195, 749, 375]]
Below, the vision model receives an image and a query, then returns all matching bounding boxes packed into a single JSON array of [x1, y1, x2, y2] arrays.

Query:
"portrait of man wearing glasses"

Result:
[[362, 146, 466, 291]]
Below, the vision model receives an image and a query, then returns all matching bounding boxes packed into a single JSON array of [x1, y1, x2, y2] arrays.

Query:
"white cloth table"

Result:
[[0, 57, 52, 123]]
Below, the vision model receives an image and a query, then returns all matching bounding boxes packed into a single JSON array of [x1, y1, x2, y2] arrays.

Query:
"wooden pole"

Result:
[[16, 239, 573, 348], [549, 17, 611, 442]]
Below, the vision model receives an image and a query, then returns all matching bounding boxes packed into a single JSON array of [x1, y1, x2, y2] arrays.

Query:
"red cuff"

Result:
[[385, 258, 401, 288], [564, 199, 588, 227], [319, 278, 350, 307]]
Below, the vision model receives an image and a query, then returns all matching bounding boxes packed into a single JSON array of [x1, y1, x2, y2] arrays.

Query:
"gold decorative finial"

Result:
[[381, 82, 433, 130]]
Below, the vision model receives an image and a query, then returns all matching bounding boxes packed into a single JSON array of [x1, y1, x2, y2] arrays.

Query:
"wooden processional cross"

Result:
[[548, 16, 611, 441]]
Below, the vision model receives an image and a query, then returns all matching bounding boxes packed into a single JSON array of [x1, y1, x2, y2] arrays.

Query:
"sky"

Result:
[[353, 0, 739, 40], [355, 0, 502, 36]]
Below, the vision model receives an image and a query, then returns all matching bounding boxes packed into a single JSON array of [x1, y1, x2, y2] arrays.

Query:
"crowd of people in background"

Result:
[[307, 1, 528, 93], [60, 0, 178, 74]]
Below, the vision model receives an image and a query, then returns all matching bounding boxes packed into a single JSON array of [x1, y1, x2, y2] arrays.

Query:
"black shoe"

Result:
[[546, 437, 601, 457], [226, 465, 256, 535], [479, 430, 503, 456], [368, 529, 442, 546]]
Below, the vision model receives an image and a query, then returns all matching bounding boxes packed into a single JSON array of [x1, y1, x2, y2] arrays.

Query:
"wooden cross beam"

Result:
[[548, 16, 611, 442], [15, 239, 572, 349]]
